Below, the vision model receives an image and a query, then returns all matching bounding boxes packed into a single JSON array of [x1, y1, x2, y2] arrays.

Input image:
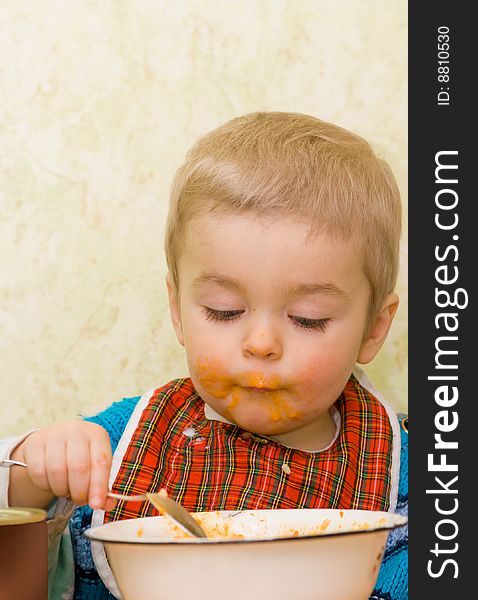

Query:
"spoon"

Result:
[[1, 459, 207, 538], [109, 489, 208, 538]]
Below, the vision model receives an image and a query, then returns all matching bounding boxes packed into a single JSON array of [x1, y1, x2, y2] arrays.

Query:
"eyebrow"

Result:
[[192, 272, 348, 298], [192, 273, 245, 291], [284, 282, 348, 299]]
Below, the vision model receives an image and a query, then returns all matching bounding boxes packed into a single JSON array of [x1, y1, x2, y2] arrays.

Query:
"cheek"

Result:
[[192, 357, 234, 399], [185, 332, 232, 381], [183, 307, 233, 349], [182, 313, 213, 356], [293, 344, 355, 389]]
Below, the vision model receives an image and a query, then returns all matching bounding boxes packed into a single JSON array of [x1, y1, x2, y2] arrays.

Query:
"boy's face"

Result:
[[167, 212, 397, 450]]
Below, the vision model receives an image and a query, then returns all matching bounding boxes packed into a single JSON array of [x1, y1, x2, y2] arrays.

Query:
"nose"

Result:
[[242, 321, 283, 360]]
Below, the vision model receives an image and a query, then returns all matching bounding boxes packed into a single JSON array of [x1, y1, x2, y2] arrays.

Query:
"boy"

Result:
[[1, 112, 408, 599]]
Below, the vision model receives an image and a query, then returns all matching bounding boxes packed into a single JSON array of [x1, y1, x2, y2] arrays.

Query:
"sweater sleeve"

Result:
[[83, 396, 141, 453], [69, 396, 141, 600], [370, 414, 408, 600]]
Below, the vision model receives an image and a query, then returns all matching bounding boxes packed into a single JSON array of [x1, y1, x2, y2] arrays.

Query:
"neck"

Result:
[[266, 409, 337, 452]]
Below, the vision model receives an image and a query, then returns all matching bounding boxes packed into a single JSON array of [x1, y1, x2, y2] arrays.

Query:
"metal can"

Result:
[[0, 508, 48, 600]]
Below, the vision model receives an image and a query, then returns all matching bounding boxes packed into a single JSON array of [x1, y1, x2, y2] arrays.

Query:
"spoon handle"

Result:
[[0, 459, 28, 468], [107, 492, 147, 502]]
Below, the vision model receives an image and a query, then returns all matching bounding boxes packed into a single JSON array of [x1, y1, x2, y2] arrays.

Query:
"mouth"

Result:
[[243, 386, 279, 394]]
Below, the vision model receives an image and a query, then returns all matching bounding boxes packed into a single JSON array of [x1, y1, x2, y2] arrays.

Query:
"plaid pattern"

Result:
[[105, 375, 393, 523]]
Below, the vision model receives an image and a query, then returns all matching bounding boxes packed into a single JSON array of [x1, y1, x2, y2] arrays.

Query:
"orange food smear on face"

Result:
[[268, 394, 302, 422], [243, 371, 281, 389], [224, 387, 242, 420], [196, 358, 232, 398], [284, 401, 302, 419], [269, 394, 283, 422], [197, 359, 282, 395], [196, 358, 302, 423]]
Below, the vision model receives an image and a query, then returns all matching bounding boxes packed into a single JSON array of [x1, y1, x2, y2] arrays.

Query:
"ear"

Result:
[[166, 272, 184, 347], [357, 293, 399, 364]]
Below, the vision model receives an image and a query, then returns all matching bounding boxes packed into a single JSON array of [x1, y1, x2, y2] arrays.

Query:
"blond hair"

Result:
[[165, 111, 401, 324]]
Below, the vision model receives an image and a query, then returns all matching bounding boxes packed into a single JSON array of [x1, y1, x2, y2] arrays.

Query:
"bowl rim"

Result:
[[84, 508, 408, 546]]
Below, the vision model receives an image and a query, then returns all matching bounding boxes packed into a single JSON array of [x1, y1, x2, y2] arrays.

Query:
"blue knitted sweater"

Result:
[[69, 397, 408, 600]]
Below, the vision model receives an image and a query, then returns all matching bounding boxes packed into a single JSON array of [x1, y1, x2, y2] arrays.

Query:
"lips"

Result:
[[244, 386, 278, 393]]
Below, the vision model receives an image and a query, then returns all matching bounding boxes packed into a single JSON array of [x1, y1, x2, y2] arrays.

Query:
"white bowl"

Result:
[[85, 508, 407, 600]]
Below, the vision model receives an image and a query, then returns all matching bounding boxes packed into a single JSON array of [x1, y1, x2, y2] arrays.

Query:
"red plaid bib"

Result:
[[105, 375, 394, 523]]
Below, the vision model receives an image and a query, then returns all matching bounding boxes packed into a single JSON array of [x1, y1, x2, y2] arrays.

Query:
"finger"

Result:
[[44, 437, 69, 499], [23, 436, 50, 492], [66, 436, 91, 506], [104, 496, 117, 512], [88, 436, 112, 510]]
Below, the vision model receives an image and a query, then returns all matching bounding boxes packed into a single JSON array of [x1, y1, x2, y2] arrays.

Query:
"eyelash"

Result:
[[290, 316, 331, 332], [202, 307, 243, 322], [202, 307, 331, 332]]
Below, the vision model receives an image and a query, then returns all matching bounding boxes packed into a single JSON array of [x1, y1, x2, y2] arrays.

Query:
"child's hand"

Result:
[[9, 420, 115, 511]]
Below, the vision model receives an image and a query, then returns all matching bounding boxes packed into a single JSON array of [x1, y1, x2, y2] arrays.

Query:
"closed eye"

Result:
[[289, 316, 331, 332], [202, 307, 244, 322]]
